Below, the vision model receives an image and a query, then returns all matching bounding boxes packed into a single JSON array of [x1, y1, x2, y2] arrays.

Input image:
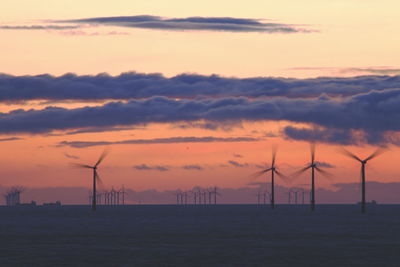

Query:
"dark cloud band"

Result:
[[56, 15, 309, 33], [0, 72, 398, 102], [0, 80, 399, 145]]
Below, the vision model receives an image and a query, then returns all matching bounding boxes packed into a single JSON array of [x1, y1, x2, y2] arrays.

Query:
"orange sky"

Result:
[[0, 0, 399, 192], [0, 120, 397, 191], [1, 0, 400, 77]]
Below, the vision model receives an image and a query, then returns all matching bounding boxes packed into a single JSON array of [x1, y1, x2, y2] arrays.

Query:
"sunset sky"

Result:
[[1, 0, 400, 202]]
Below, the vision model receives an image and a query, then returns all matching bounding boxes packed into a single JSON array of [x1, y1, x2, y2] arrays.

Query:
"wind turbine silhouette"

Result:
[[341, 147, 385, 213], [251, 147, 287, 209], [293, 144, 331, 211], [73, 149, 109, 211], [120, 185, 126, 205]]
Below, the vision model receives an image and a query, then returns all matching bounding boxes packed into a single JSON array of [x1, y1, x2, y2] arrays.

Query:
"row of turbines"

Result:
[[257, 188, 310, 205], [88, 186, 126, 205], [174, 187, 220, 205], [74, 144, 385, 213], [4, 186, 24, 206], [252, 144, 385, 213]]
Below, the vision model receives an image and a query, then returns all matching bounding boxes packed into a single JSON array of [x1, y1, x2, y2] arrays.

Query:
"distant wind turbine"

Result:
[[292, 144, 332, 211], [183, 191, 188, 205], [120, 185, 126, 205], [211, 187, 220, 205], [263, 191, 271, 205], [251, 146, 287, 209], [341, 147, 385, 213], [73, 149, 109, 211], [174, 190, 183, 205], [256, 191, 262, 205], [191, 190, 198, 205]]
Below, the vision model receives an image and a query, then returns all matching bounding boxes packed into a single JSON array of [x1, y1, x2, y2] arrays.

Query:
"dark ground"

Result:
[[0, 204, 399, 266]]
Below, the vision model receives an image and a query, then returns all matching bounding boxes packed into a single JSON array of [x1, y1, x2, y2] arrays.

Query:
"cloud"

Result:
[[182, 165, 204, 171], [264, 131, 278, 138], [1, 86, 400, 145], [233, 154, 243, 158], [314, 161, 335, 168], [58, 30, 129, 36], [172, 121, 241, 131], [56, 15, 310, 33], [283, 126, 357, 145], [0, 137, 22, 142], [58, 136, 260, 148], [63, 153, 80, 160], [343, 67, 400, 75], [0, 25, 78, 30], [0, 89, 396, 144], [65, 126, 137, 135], [228, 160, 249, 168], [288, 66, 400, 76], [1, 72, 399, 102], [133, 164, 169, 172]]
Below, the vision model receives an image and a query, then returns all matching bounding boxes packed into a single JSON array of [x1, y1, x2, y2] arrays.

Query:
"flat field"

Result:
[[0, 204, 399, 266]]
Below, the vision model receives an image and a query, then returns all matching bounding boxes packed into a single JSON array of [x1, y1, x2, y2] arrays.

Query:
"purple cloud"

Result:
[[56, 15, 310, 33], [133, 164, 169, 172]]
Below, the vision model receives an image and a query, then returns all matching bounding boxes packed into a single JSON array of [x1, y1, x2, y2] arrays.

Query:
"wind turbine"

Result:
[[183, 191, 188, 205], [289, 188, 302, 204], [256, 191, 262, 205], [263, 191, 271, 205], [119, 185, 126, 205], [192, 191, 197, 205], [251, 147, 287, 209], [207, 188, 212, 204], [202, 190, 207, 205], [341, 147, 385, 213], [212, 187, 221, 205], [293, 144, 332, 211], [73, 150, 109, 211]]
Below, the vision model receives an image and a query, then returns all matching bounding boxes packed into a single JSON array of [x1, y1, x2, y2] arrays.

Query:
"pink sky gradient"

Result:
[[0, 0, 399, 204]]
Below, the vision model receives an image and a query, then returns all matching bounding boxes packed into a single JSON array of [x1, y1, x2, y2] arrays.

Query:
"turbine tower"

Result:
[[251, 146, 287, 209], [120, 185, 126, 205], [256, 191, 261, 205], [212, 187, 220, 205], [293, 144, 331, 211], [73, 149, 109, 211], [341, 147, 385, 213]]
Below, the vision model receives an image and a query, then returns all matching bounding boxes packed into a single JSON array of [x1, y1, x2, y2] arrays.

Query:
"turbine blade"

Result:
[[271, 145, 277, 167], [339, 148, 362, 162], [95, 171, 105, 189], [71, 163, 93, 169], [310, 143, 316, 163], [275, 169, 290, 183], [95, 148, 110, 167], [315, 166, 334, 182], [365, 147, 387, 162], [291, 166, 311, 179], [250, 168, 272, 180]]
